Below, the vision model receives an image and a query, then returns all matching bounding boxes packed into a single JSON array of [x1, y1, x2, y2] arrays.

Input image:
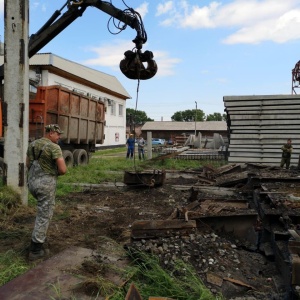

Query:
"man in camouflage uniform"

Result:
[[26, 124, 67, 260], [137, 136, 145, 160], [280, 138, 293, 169]]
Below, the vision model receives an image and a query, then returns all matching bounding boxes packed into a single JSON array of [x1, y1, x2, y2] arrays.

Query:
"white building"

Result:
[[1, 52, 131, 147]]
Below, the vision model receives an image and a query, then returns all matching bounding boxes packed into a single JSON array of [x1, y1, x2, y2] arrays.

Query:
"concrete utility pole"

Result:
[[4, 0, 29, 204], [147, 131, 152, 159], [194, 101, 197, 136]]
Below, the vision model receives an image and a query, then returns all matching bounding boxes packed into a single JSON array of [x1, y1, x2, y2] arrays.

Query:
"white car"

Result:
[[151, 138, 165, 145]]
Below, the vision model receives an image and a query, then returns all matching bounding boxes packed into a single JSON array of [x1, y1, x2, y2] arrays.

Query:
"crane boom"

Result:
[[29, 0, 146, 58], [2, 0, 157, 80]]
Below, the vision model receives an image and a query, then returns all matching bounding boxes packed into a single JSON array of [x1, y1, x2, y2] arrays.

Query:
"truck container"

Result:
[[28, 85, 105, 167]]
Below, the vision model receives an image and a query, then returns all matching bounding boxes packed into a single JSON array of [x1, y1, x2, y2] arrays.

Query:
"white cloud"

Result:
[[30, 1, 47, 12], [216, 77, 229, 84], [81, 40, 180, 77], [135, 2, 149, 19], [223, 9, 300, 44], [0, 0, 4, 15], [31, 2, 40, 10], [151, 50, 181, 76], [180, 1, 221, 28], [156, 0, 300, 44], [156, 1, 174, 16], [81, 40, 131, 69]]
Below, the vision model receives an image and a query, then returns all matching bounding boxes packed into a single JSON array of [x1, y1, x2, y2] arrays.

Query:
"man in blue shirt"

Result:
[[126, 134, 135, 159]]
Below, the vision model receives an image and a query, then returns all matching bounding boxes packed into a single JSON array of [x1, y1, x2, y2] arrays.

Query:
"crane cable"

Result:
[[130, 73, 157, 188]]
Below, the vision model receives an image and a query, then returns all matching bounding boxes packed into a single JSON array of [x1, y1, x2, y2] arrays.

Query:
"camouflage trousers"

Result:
[[280, 157, 291, 169], [28, 161, 57, 243]]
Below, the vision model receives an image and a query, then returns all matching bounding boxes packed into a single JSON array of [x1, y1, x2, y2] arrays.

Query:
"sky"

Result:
[[1, 0, 300, 121]]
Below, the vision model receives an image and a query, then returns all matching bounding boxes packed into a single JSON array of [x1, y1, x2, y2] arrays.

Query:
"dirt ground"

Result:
[[0, 170, 289, 299]]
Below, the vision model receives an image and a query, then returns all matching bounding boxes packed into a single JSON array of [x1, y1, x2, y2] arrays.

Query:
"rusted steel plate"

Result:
[[131, 220, 196, 239], [215, 163, 243, 175], [289, 239, 300, 285], [125, 283, 143, 300], [206, 272, 223, 287], [0, 247, 93, 300], [215, 171, 249, 187], [124, 170, 166, 186], [290, 254, 300, 285], [132, 220, 196, 230], [288, 230, 300, 242], [224, 277, 256, 290]]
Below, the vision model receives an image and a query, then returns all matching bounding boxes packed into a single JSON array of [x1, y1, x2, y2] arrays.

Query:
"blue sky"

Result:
[[1, 0, 300, 121]]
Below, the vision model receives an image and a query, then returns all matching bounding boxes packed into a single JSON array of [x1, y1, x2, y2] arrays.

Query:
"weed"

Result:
[[0, 186, 22, 217], [49, 278, 62, 300], [0, 250, 29, 286], [125, 249, 222, 300]]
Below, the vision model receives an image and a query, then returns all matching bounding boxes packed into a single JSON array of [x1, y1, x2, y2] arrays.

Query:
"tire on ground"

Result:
[[73, 149, 89, 166], [62, 150, 74, 168]]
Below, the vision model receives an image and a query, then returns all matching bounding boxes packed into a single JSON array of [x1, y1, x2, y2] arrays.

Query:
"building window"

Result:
[[111, 102, 116, 115], [119, 104, 123, 116], [29, 84, 37, 93]]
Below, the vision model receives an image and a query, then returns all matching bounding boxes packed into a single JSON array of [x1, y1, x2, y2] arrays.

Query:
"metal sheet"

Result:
[[0, 247, 93, 300]]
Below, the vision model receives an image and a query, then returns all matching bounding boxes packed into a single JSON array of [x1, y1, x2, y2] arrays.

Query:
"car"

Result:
[[151, 138, 165, 145]]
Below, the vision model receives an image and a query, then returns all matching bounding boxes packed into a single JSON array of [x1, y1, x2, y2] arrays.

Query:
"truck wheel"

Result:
[[73, 149, 89, 166], [62, 150, 74, 168]]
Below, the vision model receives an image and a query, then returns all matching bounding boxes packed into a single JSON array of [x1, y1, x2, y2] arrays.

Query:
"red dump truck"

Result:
[[0, 85, 105, 168]]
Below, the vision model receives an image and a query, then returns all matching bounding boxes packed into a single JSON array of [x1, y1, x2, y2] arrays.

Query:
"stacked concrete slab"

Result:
[[223, 95, 300, 166]]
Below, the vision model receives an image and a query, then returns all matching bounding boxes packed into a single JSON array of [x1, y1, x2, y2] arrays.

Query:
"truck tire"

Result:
[[73, 149, 89, 166], [62, 150, 74, 168]]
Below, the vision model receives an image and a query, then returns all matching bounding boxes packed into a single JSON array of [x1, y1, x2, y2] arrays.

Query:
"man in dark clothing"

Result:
[[126, 134, 135, 159], [280, 139, 293, 169], [26, 124, 67, 260]]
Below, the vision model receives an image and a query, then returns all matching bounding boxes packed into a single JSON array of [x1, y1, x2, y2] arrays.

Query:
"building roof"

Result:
[[142, 121, 227, 131], [30, 53, 131, 98], [0, 53, 131, 99]]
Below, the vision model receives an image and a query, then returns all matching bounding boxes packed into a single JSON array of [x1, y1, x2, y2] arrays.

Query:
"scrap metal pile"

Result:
[[130, 163, 300, 299]]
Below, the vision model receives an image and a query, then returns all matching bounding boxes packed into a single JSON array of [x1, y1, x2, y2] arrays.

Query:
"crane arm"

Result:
[[1, 0, 157, 80], [29, 0, 146, 58], [30, 0, 157, 80]]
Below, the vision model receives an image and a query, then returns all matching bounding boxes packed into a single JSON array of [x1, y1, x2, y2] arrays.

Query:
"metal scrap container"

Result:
[[29, 85, 105, 146]]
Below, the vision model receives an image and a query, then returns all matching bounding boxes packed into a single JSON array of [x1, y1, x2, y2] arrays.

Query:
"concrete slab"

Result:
[[0, 247, 94, 300]]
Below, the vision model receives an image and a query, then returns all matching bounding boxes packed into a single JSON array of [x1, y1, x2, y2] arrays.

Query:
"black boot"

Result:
[[28, 241, 47, 261]]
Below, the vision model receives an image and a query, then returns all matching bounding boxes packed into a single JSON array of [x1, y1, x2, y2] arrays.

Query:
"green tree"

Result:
[[206, 112, 227, 121], [126, 108, 154, 125], [171, 109, 205, 122]]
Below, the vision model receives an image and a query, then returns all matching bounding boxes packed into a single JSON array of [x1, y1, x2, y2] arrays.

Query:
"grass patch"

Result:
[[124, 250, 221, 300], [73, 240, 221, 300], [94, 147, 127, 156], [55, 149, 226, 198], [0, 250, 29, 286], [61, 153, 224, 183], [0, 186, 22, 217]]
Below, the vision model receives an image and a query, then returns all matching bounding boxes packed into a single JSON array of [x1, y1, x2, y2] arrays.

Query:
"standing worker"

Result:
[[26, 124, 67, 260], [138, 136, 145, 160], [280, 138, 293, 169], [126, 134, 135, 159]]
